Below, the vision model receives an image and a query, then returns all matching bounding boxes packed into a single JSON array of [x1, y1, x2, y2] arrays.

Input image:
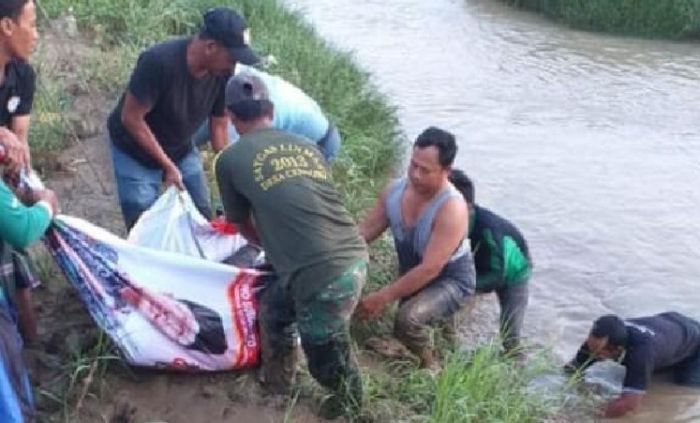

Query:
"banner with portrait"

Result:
[[45, 216, 262, 371]]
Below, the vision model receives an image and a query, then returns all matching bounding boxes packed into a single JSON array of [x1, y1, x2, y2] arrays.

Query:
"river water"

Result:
[[285, 0, 700, 421]]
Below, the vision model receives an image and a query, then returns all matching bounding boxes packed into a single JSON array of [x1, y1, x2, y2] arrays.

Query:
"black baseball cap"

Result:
[[201, 7, 259, 65]]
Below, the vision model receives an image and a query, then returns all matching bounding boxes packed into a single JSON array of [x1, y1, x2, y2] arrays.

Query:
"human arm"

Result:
[[10, 115, 31, 166], [472, 234, 503, 289], [214, 149, 254, 242], [563, 342, 599, 374], [0, 126, 29, 174], [600, 345, 652, 417], [357, 185, 390, 243], [356, 196, 469, 318], [239, 217, 260, 246], [603, 393, 643, 418], [120, 93, 183, 189], [208, 78, 229, 153], [7, 63, 35, 168], [0, 180, 56, 249], [209, 115, 229, 153], [120, 50, 183, 188], [15, 288, 37, 345]]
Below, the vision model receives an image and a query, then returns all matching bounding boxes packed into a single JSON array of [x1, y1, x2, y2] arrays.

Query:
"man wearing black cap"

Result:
[[107, 7, 258, 230], [215, 73, 368, 419], [565, 312, 700, 418]]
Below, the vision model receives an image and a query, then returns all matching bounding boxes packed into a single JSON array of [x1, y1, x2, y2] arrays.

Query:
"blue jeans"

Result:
[[192, 120, 341, 162], [317, 122, 341, 162], [110, 142, 212, 230]]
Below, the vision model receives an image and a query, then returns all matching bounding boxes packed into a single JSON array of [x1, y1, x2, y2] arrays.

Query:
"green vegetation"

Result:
[[26, 74, 71, 166], [28, 0, 579, 421], [502, 0, 700, 39], [362, 345, 563, 422]]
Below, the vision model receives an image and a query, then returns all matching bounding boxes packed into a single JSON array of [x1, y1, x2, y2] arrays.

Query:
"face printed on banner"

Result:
[[120, 286, 199, 346]]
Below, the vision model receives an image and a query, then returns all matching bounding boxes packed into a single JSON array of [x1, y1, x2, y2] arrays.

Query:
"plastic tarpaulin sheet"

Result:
[[127, 187, 248, 262], [44, 216, 261, 371]]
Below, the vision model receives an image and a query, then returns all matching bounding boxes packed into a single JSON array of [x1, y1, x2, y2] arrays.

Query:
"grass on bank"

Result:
[[370, 343, 569, 422], [30, 0, 574, 422], [501, 0, 700, 39]]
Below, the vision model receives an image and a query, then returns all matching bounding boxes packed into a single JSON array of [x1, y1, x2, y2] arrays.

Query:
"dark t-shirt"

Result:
[[0, 59, 35, 126], [108, 37, 228, 167], [215, 127, 367, 300], [570, 312, 700, 393], [470, 204, 531, 289]]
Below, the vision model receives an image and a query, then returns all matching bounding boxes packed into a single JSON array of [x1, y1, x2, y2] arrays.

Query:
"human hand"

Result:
[[0, 127, 29, 174], [162, 161, 184, 190], [23, 145, 31, 168], [603, 400, 626, 418], [32, 189, 58, 215], [562, 362, 580, 375], [16, 188, 58, 215], [355, 291, 390, 320], [602, 394, 642, 418]]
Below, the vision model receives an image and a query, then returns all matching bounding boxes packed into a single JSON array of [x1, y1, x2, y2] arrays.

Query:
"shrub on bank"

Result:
[[502, 0, 700, 39]]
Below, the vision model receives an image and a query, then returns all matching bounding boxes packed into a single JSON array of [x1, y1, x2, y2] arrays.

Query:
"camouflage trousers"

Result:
[[258, 259, 366, 412]]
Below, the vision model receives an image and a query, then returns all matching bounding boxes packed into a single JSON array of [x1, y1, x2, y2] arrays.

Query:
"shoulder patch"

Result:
[[7, 96, 20, 114], [625, 321, 656, 337]]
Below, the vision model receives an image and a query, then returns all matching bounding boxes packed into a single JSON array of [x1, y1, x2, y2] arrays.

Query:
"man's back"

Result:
[[470, 204, 531, 286], [237, 65, 328, 142], [625, 312, 700, 371], [216, 128, 365, 298]]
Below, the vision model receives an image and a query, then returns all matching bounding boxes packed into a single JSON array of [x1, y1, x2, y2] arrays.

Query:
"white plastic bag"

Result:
[[128, 187, 246, 262]]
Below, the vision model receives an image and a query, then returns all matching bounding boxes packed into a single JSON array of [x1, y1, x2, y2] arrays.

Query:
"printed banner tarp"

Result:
[[45, 216, 261, 371]]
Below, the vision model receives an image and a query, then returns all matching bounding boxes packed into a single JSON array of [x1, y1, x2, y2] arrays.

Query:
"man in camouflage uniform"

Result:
[[215, 73, 367, 419]]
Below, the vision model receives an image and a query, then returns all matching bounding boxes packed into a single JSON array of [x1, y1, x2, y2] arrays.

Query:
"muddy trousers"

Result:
[[477, 282, 529, 352], [258, 261, 366, 413], [394, 276, 474, 355]]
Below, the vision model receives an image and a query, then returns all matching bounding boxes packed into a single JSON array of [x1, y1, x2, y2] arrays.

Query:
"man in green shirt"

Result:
[[1, 129, 58, 422], [215, 73, 367, 418], [449, 169, 532, 353]]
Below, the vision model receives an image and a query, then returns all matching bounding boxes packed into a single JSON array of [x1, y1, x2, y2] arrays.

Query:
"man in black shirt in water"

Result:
[[565, 312, 700, 418]]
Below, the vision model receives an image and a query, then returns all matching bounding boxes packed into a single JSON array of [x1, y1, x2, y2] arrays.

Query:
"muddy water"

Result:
[[285, 0, 700, 420]]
